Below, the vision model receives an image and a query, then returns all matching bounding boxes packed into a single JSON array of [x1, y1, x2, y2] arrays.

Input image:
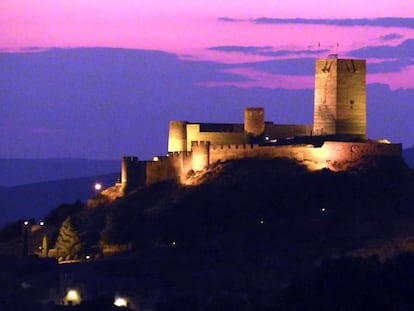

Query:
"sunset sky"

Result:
[[1, 0, 413, 159]]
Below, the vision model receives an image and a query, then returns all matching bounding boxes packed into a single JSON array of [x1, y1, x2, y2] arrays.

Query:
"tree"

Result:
[[54, 217, 84, 259]]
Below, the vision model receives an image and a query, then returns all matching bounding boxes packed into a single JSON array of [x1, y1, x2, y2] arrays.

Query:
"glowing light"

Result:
[[321, 208, 326, 212], [153, 156, 159, 161], [85, 255, 91, 260], [94, 182, 103, 191], [260, 220, 264, 224], [23, 221, 29, 226], [171, 241, 176, 246], [377, 139, 391, 144], [66, 289, 81, 304], [39, 221, 45, 226], [265, 136, 269, 141], [114, 297, 128, 307]]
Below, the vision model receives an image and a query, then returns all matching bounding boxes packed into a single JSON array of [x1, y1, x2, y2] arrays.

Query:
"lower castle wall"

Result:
[[320, 141, 402, 169], [146, 152, 192, 185], [209, 141, 402, 171], [124, 141, 402, 191]]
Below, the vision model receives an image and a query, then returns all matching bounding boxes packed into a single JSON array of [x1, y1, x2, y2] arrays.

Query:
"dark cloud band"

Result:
[[219, 17, 414, 29]]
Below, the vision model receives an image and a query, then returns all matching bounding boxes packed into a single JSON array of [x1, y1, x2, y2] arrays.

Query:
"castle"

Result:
[[115, 56, 401, 194]]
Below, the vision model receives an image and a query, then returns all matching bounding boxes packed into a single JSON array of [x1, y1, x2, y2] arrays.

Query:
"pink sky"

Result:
[[1, 0, 414, 89]]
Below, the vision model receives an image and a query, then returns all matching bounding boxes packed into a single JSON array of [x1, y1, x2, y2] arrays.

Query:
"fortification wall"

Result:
[[191, 141, 210, 171], [146, 152, 192, 185], [168, 121, 188, 152], [186, 123, 246, 151], [209, 144, 314, 164], [244, 107, 265, 137], [265, 124, 313, 139], [320, 141, 401, 169], [124, 141, 401, 190], [121, 157, 147, 192], [209, 141, 401, 171]]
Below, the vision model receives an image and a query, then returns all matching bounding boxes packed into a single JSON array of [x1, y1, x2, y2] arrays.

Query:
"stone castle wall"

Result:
[[120, 141, 401, 191], [121, 157, 146, 192], [185, 123, 247, 151], [209, 141, 401, 171], [146, 152, 192, 185], [265, 124, 313, 139]]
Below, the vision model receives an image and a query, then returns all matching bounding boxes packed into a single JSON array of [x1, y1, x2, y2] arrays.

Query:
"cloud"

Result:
[[0, 48, 252, 159], [262, 49, 329, 57], [229, 58, 316, 76], [208, 45, 329, 57], [379, 33, 404, 41], [368, 58, 414, 73], [0, 47, 413, 161], [218, 17, 245, 23], [367, 83, 414, 146], [208, 46, 273, 54], [348, 39, 414, 58], [219, 17, 414, 29]]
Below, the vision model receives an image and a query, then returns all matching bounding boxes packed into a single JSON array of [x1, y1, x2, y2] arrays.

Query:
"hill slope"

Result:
[[53, 157, 414, 301]]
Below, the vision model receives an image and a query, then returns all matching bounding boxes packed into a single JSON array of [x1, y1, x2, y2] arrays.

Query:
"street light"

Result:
[[94, 182, 103, 192], [22, 220, 29, 257], [114, 296, 128, 307]]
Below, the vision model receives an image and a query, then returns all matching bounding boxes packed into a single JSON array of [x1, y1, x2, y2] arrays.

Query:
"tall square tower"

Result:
[[313, 56, 366, 137]]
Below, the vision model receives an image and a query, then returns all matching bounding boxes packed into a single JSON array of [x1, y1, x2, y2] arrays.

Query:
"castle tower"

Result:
[[191, 141, 210, 171], [244, 107, 265, 139], [168, 121, 188, 152], [313, 56, 366, 138]]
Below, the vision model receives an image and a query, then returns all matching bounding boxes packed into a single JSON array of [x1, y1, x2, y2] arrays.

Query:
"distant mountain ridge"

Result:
[[0, 158, 119, 187], [0, 172, 119, 227]]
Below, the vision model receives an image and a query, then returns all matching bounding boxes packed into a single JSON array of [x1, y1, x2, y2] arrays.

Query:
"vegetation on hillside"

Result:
[[2, 156, 414, 309]]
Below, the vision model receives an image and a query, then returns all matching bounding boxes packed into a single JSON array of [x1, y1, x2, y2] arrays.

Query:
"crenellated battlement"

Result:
[[191, 140, 211, 147], [210, 143, 259, 150], [123, 156, 139, 163], [168, 151, 192, 157]]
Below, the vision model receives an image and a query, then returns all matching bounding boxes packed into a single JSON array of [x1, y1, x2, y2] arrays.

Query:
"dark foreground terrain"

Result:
[[2, 157, 414, 310]]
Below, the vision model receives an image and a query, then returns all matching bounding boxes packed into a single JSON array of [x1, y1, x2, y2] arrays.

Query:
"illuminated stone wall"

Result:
[[122, 141, 401, 191], [168, 121, 188, 152], [146, 152, 192, 185], [208, 141, 401, 171], [244, 107, 265, 137], [191, 141, 210, 171], [264, 124, 313, 139], [186, 123, 247, 151], [313, 58, 366, 137]]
